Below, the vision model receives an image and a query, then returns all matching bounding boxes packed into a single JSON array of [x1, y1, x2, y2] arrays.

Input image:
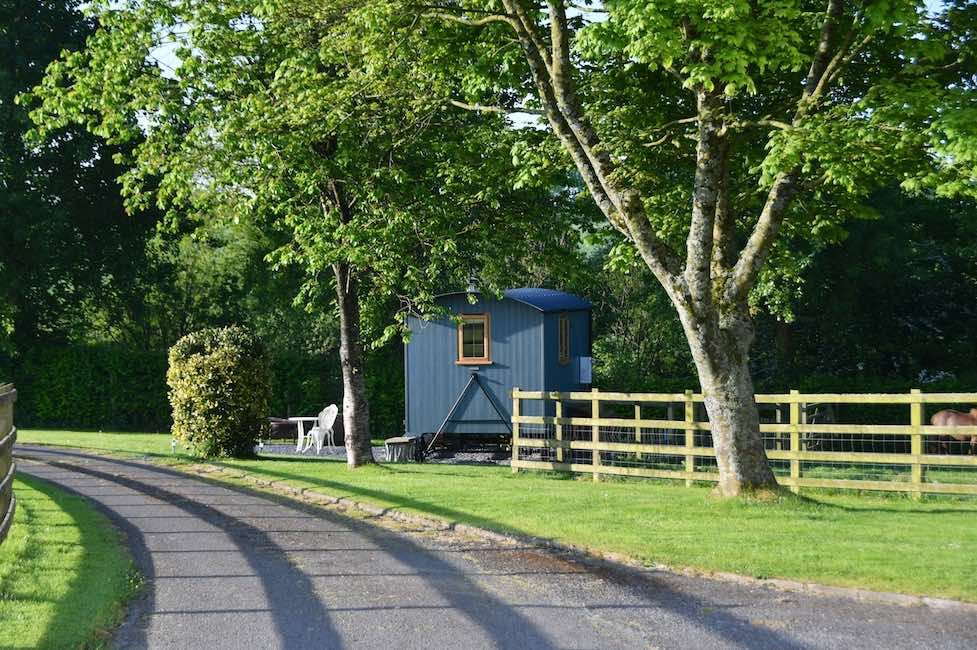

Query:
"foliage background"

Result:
[[2, 1, 976, 435]]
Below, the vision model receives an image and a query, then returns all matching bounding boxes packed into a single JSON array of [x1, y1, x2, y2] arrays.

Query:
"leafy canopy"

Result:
[[416, 0, 977, 316], [24, 0, 582, 342]]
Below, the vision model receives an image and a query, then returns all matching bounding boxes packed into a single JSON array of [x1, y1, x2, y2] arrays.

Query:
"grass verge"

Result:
[[0, 473, 140, 648], [17, 429, 977, 602]]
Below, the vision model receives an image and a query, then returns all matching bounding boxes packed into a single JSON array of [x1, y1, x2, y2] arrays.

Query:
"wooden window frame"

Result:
[[456, 313, 491, 365], [558, 314, 571, 365]]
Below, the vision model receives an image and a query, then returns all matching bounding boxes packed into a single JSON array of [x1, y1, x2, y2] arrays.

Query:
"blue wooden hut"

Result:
[[404, 288, 592, 444]]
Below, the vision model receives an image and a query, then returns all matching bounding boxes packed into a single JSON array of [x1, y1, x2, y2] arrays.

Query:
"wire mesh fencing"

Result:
[[510, 388, 977, 497]]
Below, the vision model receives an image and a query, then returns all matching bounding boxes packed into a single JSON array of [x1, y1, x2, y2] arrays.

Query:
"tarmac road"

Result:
[[15, 445, 977, 649]]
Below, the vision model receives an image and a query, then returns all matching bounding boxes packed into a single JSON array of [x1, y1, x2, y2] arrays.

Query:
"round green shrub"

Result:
[[167, 326, 271, 458]]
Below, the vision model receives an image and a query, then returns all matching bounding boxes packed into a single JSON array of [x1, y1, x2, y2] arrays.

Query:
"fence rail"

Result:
[[0, 383, 16, 544], [510, 388, 977, 497]]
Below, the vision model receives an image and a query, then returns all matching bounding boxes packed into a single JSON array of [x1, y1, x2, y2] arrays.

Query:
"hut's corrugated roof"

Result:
[[436, 288, 591, 313]]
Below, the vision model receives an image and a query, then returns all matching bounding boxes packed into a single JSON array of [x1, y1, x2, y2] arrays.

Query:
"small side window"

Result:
[[559, 314, 571, 365], [457, 314, 491, 364]]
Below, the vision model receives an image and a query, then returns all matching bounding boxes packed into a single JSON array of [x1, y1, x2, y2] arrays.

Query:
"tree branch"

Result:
[[726, 171, 799, 302], [803, 0, 845, 100], [730, 118, 793, 131], [818, 32, 872, 95], [448, 99, 543, 115], [492, 0, 684, 288], [509, 0, 554, 75], [545, 1, 629, 220], [726, 0, 862, 302], [568, 2, 606, 13], [711, 137, 734, 280], [684, 90, 725, 311], [645, 116, 698, 146], [422, 11, 516, 27]]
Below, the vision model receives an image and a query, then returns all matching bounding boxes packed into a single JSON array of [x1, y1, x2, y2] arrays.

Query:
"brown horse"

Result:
[[930, 409, 977, 454]]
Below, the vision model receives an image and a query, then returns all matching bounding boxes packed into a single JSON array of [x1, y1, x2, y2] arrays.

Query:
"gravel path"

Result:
[[259, 443, 388, 460], [15, 445, 977, 650], [260, 443, 510, 465]]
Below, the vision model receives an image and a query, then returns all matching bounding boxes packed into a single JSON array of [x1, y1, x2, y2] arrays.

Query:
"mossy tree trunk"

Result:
[[333, 261, 375, 468], [676, 300, 777, 494]]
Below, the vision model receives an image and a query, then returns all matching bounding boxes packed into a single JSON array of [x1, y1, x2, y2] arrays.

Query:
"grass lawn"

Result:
[[18, 429, 977, 602], [0, 473, 139, 648]]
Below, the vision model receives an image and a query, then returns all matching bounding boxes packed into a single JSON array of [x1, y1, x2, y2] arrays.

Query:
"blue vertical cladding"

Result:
[[541, 310, 591, 392], [406, 294, 544, 436], [405, 290, 592, 437]]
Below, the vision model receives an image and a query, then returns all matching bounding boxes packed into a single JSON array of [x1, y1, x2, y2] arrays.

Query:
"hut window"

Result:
[[457, 314, 491, 364], [559, 314, 571, 365]]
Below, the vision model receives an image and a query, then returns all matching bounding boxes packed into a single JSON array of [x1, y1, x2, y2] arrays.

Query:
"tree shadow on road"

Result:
[[19, 446, 813, 649]]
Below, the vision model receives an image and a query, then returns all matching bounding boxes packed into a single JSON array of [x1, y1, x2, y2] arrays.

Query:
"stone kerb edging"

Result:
[[183, 461, 977, 615]]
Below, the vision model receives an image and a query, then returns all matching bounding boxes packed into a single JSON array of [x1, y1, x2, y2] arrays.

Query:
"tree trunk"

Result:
[[333, 262, 375, 468], [679, 306, 779, 496]]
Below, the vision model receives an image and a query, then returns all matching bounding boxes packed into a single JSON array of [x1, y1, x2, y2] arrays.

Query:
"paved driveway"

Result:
[[15, 446, 977, 649]]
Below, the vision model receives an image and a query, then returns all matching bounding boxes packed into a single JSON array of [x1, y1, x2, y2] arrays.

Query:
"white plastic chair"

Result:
[[301, 404, 339, 455]]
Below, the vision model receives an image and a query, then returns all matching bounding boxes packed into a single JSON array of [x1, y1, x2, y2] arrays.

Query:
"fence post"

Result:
[[555, 397, 564, 464], [684, 390, 695, 487], [789, 389, 800, 494], [511, 388, 520, 474], [592, 388, 601, 482], [910, 388, 923, 500], [634, 402, 641, 444]]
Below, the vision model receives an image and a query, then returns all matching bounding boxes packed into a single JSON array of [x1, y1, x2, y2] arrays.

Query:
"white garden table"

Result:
[[288, 416, 325, 451]]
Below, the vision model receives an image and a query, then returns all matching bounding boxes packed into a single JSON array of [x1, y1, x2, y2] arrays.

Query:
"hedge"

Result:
[[3, 345, 170, 431], [168, 326, 271, 457], [0, 342, 404, 435]]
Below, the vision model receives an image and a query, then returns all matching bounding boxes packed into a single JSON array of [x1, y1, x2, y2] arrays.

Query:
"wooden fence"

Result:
[[0, 383, 16, 543], [510, 388, 977, 497]]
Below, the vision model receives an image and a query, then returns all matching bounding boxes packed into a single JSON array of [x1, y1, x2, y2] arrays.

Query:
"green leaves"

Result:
[[25, 0, 579, 351], [167, 325, 271, 458], [578, 0, 812, 96]]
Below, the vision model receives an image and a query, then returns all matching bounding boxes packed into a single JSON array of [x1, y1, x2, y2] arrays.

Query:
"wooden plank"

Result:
[[779, 476, 977, 496], [516, 436, 977, 467], [684, 390, 695, 487], [921, 425, 977, 435], [0, 458, 15, 544], [769, 392, 977, 404], [770, 423, 977, 435], [0, 384, 14, 547], [565, 391, 703, 402], [633, 403, 641, 443], [918, 454, 977, 467], [510, 459, 721, 482], [592, 389, 600, 482], [511, 388, 520, 475], [760, 422, 977, 436], [914, 482, 977, 496], [555, 399, 564, 464], [512, 388, 977, 406], [514, 415, 977, 437], [763, 449, 977, 466], [514, 437, 718, 456], [778, 423, 913, 434], [755, 394, 794, 404], [789, 390, 800, 493], [510, 461, 975, 495], [910, 389, 923, 499], [913, 393, 977, 404], [512, 415, 710, 430], [0, 493, 14, 546]]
